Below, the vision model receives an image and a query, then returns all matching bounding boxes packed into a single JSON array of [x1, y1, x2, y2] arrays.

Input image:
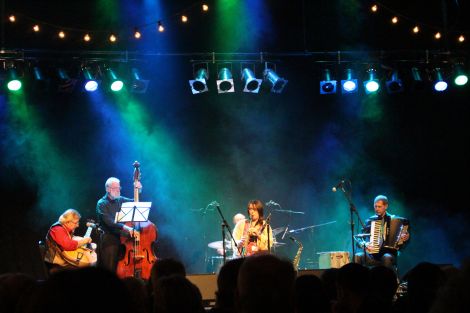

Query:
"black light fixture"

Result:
[[319, 69, 337, 94], [263, 64, 288, 93], [363, 68, 380, 94], [411, 67, 426, 90], [56, 68, 77, 93], [5, 67, 23, 92], [189, 64, 209, 94], [385, 69, 404, 94], [130, 68, 150, 94], [341, 68, 358, 94], [433, 68, 448, 92], [82, 67, 99, 92], [453, 63, 468, 86], [104, 67, 124, 92], [31, 65, 49, 92], [241, 67, 262, 93], [217, 67, 235, 93]]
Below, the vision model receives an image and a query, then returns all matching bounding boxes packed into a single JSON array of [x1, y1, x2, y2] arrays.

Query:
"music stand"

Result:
[[115, 202, 152, 223]]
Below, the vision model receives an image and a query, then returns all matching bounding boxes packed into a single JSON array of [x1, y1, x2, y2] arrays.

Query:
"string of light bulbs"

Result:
[[5, 1, 211, 44], [369, 1, 468, 43]]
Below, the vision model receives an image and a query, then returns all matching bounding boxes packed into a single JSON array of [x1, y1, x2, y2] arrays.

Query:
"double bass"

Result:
[[116, 161, 158, 279]]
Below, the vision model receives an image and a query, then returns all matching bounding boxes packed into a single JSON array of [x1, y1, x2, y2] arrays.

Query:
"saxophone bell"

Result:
[[290, 236, 303, 271]]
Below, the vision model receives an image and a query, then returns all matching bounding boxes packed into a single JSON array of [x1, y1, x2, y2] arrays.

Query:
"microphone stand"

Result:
[[265, 214, 272, 253], [215, 204, 239, 264], [337, 180, 366, 262], [192, 201, 216, 271]]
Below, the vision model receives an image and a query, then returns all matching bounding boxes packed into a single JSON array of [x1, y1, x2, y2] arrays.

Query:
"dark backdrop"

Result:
[[1, 0, 469, 276]]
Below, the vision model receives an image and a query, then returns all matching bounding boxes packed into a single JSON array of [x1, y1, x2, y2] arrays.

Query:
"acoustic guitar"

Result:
[[61, 221, 98, 267]]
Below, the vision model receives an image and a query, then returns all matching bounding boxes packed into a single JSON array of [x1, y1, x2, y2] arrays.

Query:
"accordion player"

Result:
[[354, 195, 410, 270]]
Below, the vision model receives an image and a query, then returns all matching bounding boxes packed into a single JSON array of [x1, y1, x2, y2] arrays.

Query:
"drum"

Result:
[[318, 251, 350, 269]]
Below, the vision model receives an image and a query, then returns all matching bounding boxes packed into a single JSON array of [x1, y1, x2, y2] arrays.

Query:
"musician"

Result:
[[44, 209, 92, 270], [96, 177, 141, 272], [232, 200, 274, 257], [216, 213, 246, 256], [354, 195, 410, 269]]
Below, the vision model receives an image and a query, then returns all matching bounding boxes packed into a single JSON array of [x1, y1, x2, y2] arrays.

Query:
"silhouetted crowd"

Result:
[[1, 254, 468, 313]]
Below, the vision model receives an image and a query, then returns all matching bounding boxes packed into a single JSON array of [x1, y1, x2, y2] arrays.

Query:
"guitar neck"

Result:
[[83, 226, 93, 238], [259, 215, 271, 234]]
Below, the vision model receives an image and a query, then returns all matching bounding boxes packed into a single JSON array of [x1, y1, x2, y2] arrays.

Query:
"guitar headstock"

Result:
[[133, 160, 141, 183], [86, 219, 97, 228]]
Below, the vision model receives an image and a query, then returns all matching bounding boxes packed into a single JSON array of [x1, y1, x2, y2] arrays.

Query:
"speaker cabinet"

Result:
[[297, 269, 325, 277], [186, 273, 217, 306]]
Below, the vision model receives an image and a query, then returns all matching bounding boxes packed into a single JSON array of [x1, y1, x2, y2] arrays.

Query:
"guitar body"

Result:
[[61, 235, 97, 267], [244, 238, 259, 256]]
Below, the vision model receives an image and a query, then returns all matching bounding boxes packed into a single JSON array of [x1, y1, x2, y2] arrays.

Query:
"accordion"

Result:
[[369, 216, 409, 253]]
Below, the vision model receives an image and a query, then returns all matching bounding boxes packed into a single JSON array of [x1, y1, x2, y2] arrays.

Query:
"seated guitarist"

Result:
[[44, 209, 93, 272], [233, 200, 274, 257]]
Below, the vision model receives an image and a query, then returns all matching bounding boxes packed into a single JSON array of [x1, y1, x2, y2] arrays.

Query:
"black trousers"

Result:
[[354, 250, 396, 269], [99, 233, 121, 273]]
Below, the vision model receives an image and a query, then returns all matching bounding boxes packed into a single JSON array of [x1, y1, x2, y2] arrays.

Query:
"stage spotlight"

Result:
[[105, 68, 124, 92], [241, 68, 262, 93], [453, 64, 468, 86], [130, 68, 150, 94], [386, 70, 404, 94], [32, 66, 49, 91], [263, 69, 288, 93], [319, 69, 337, 94], [363, 68, 380, 94], [82, 67, 99, 92], [217, 67, 235, 93], [433, 68, 447, 92], [6, 68, 22, 91], [56, 68, 77, 93], [410, 67, 426, 90], [33, 66, 44, 81], [341, 69, 358, 94], [189, 67, 209, 94]]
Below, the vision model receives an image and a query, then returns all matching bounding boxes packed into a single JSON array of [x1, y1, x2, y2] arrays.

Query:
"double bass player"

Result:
[[96, 177, 141, 273]]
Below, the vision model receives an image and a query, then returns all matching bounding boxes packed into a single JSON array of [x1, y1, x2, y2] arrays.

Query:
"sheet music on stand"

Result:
[[115, 202, 152, 223]]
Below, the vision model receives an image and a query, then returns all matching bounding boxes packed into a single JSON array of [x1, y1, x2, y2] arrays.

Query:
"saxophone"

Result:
[[290, 236, 303, 271]]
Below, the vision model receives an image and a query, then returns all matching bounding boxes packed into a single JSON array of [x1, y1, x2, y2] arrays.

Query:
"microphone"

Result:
[[332, 180, 345, 192], [266, 200, 279, 206], [281, 226, 289, 240]]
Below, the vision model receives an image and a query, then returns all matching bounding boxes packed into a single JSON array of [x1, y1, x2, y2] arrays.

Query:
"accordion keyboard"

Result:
[[369, 219, 383, 254]]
